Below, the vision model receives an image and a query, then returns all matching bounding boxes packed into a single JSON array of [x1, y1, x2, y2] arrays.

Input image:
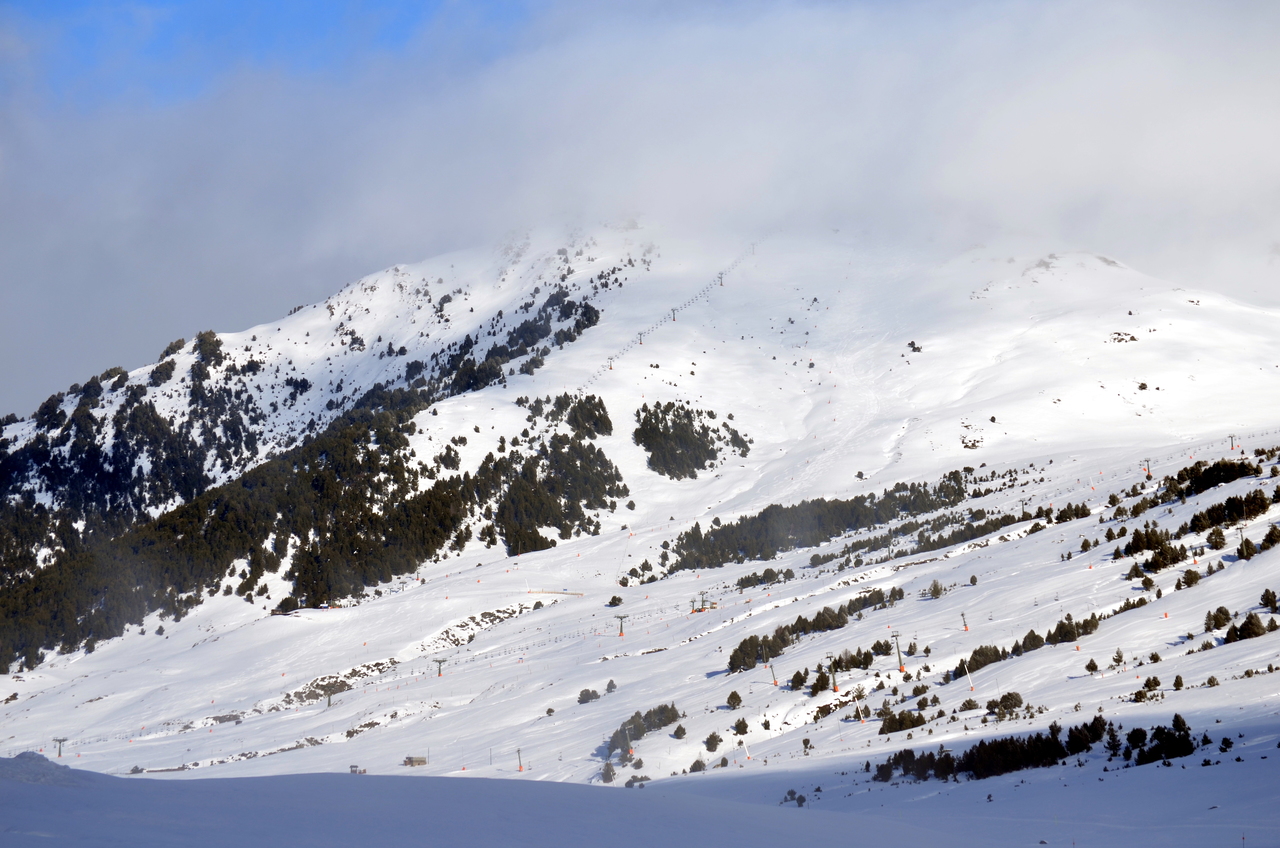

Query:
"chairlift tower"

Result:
[[52, 737, 68, 758], [433, 659, 446, 678], [961, 611, 969, 632], [825, 653, 839, 693], [891, 631, 905, 674], [614, 614, 629, 637]]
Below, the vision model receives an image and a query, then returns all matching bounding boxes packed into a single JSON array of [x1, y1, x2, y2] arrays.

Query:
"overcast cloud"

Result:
[[1, 0, 1278, 416]]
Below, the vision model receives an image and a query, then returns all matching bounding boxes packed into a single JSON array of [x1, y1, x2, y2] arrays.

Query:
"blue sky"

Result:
[[3, 1, 531, 105]]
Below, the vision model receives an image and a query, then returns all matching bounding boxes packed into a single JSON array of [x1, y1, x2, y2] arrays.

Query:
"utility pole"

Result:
[[433, 659, 446, 677], [891, 631, 905, 674], [52, 737, 67, 758], [614, 614, 629, 637]]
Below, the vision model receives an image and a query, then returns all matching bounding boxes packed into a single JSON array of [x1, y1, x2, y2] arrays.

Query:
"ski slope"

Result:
[[3, 227, 1279, 844]]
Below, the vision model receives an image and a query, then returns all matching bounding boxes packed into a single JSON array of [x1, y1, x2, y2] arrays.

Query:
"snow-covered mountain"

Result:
[[0, 228, 622, 546], [3, 225, 1279, 845]]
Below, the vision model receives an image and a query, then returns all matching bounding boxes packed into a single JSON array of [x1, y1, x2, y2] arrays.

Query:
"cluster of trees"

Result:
[[875, 714, 1133, 783], [666, 471, 971, 573], [606, 703, 681, 763], [631, 402, 749, 480], [727, 587, 902, 673], [1113, 523, 1187, 570], [1172, 458, 1262, 498], [954, 613, 1100, 681], [1129, 715, 1197, 765], [1106, 458, 1262, 526], [1044, 612, 1100, 644], [0, 387, 437, 670], [1101, 461, 1279, 569], [912, 510, 1026, 558], [564, 395, 612, 439], [1050, 502, 1092, 523], [734, 567, 794, 590], [473, 401, 630, 556], [877, 704, 928, 735], [0, 289, 615, 670], [1183, 489, 1272, 536], [985, 692, 1024, 716], [954, 644, 1008, 679], [1220, 611, 1275, 643], [441, 288, 599, 394]]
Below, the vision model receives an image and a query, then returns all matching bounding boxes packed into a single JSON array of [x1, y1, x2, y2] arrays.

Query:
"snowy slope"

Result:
[[3, 227, 1280, 843], [0, 226, 640, 542]]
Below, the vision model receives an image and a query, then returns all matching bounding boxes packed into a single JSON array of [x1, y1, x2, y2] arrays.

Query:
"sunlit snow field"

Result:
[[4, 229, 1279, 846]]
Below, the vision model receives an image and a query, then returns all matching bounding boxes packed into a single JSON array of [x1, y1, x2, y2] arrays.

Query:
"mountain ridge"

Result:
[[1, 230, 1279, 829]]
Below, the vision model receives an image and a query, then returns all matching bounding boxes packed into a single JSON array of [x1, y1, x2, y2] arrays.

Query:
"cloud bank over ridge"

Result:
[[1, 1, 1278, 415]]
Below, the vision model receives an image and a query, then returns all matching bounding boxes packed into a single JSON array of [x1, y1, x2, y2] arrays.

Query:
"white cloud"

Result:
[[1, 0, 1278, 414]]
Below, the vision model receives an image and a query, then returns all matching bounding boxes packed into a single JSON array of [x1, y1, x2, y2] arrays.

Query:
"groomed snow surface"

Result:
[[3, 749, 1276, 847], [3, 228, 1280, 846]]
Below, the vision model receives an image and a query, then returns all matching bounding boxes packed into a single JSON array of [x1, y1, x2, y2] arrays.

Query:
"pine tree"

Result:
[[726, 690, 742, 710], [1238, 611, 1267, 640], [1104, 723, 1123, 758]]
